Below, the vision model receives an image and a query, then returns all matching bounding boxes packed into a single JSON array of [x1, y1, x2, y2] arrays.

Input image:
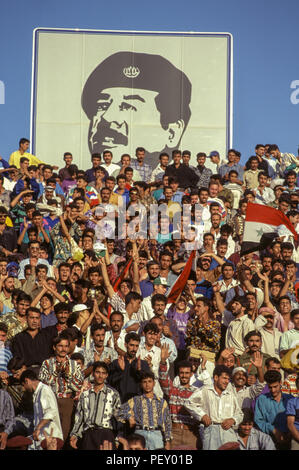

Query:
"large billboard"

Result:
[[31, 29, 233, 169]]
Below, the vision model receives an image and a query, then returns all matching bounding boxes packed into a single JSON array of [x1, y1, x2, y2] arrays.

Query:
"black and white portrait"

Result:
[[81, 51, 192, 168]]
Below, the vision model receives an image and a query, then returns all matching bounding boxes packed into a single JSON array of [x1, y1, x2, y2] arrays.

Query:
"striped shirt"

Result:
[[0, 346, 12, 372], [71, 384, 121, 438], [0, 389, 15, 434], [159, 362, 203, 426], [117, 393, 172, 441]]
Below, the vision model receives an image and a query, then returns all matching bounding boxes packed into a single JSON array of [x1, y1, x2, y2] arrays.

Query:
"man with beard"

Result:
[[81, 51, 192, 169], [108, 332, 150, 403], [223, 296, 255, 356], [0, 276, 15, 310]]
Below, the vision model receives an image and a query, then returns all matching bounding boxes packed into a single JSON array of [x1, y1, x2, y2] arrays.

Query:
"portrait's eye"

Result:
[[119, 101, 137, 112], [96, 101, 111, 112]]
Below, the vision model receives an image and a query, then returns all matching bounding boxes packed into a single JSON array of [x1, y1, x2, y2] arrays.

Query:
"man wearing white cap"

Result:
[[228, 350, 266, 409]]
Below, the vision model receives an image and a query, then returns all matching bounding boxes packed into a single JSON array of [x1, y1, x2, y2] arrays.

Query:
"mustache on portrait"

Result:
[[89, 119, 128, 149]]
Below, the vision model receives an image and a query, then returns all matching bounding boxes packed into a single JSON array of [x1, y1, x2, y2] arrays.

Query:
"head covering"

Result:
[[72, 304, 89, 313], [209, 151, 220, 158], [153, 277, 169, 287], [259, 306, 276, 316], [82, 51, 191, 127], [232, 367, 247, 377]]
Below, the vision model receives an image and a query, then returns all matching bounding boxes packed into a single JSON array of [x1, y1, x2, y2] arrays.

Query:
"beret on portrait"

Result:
[[81, 51, 192, 129]]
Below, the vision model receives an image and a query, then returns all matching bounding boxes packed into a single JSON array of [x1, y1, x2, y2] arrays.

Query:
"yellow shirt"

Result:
[[9, 150, 44, 168]]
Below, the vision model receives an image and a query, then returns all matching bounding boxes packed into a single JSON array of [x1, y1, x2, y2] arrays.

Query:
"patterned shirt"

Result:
[[117, 393, 172, 441], [281, 374, 299, 397], [0, 389, 15, 435], [185, 316, 221, 353], [3, 312, 27, 341], [71, 384, 121, 438], [38, 356, 84, 398], [159, 362, 203, 426], [130, 160, 152, 182]]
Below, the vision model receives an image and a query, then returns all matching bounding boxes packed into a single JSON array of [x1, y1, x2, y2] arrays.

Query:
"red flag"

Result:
[[241, 202, 298, 255], [107, 258, 133, 318], [167, 250, 196, 304]]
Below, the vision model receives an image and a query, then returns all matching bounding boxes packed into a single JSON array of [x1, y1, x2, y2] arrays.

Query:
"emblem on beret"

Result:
[[123, 66, 140, 78]]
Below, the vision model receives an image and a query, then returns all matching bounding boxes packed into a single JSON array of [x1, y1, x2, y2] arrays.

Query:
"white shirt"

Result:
[[138, 343, 164, 398], [254, 186, 275, 205], [227, 381, 266, 409], [30, 381, 63, 450], [225, 315, 255, 355], [101, 162, 120, 176], [257, 325, 282, 359], [185, 383, 243, 427], [104, 329, 127, 353]]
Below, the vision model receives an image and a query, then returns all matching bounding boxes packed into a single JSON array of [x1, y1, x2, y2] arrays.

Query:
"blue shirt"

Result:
[[219, 163, 244, 180], [195, 279, 213, 299], [139, 278, 154, 298], [286, 396, 299, 432], [254, 392, 293, 434], [40, 311, 58, 329]]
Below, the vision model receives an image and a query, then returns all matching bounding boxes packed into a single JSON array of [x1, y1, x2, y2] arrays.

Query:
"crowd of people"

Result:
[[0, 139, 298, 451]]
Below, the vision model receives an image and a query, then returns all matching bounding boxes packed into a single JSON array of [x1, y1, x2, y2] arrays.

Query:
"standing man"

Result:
[[70, 361, 121, 450], [20, 369, 63, 450], [159, 351, 209, 449], [9, 138, 44, 168], [130, 147, 152, 183], [194, 153, 212, 189], [101, 150, 120, 176], [185, 365, 243, 450], [108, 332, 151, 403], [117, 371, 172, 450], [254, 370, 293, 449], [38, 336, 84, 443], [165, 150, 199, 190]]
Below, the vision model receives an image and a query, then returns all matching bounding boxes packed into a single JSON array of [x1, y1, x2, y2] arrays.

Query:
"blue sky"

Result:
[[1, 0, 299, 163]]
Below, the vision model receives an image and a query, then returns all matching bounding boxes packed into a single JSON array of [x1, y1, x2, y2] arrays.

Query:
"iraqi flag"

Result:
[[167, 250, 196, 304], [241, 202, 298, 256]]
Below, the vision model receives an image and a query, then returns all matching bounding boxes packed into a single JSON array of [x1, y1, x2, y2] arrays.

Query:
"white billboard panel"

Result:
[[31, 29, 233, 169]]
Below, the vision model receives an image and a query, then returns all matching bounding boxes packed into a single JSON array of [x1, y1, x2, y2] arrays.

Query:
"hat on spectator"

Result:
[[72, 304, 89, 313], [153, 277, 169, 287], [208, 151, 219, 158], [232, 367, 247, 376]]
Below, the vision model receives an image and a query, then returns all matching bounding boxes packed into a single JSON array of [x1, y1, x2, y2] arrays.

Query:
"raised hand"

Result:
[[160, 344, 170, 364], [250, 351, 263, 369], [144, 355, 153, 368], [221, 347, 235, 360], [117, 437, 129, 450], [118, 355, 125, 371], [99, 440, 113, 450]]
